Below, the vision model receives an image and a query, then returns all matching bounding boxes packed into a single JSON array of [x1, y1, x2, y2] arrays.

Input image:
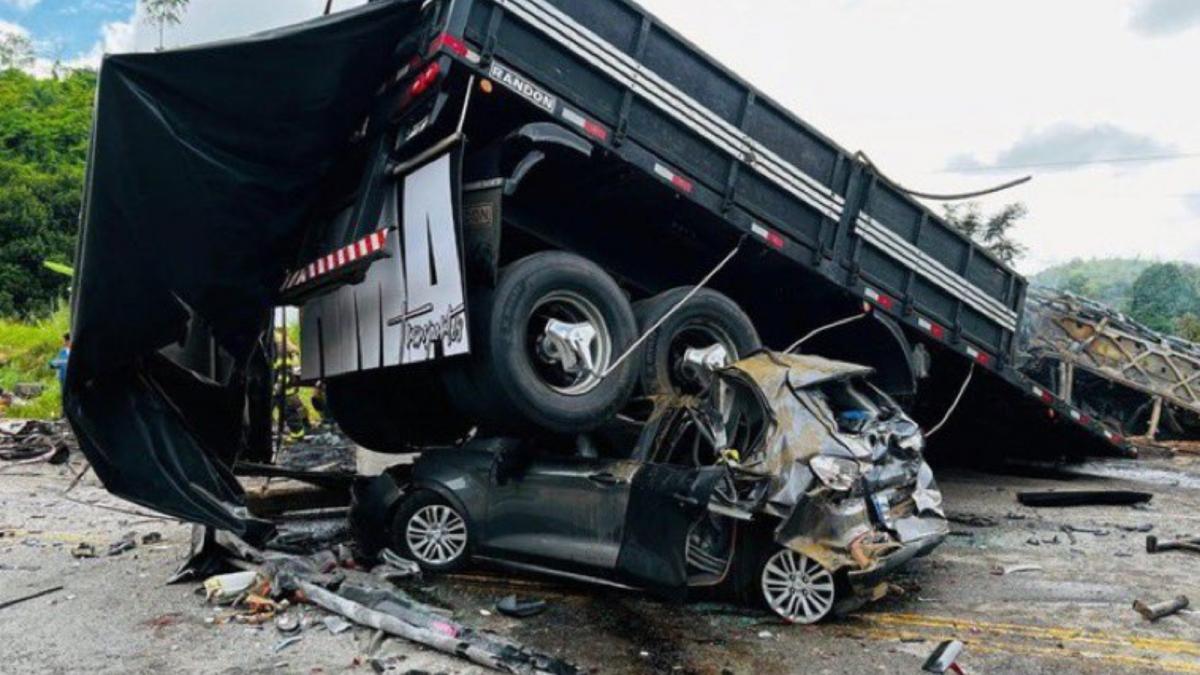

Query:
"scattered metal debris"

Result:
[[1146, 535, 1200, 555], [922, 639, 965, 674], [71, 542, 97, 559], [107, 531, 138, 556], [496, 595, 548, 619], [0, 585, 63, 611], [1133, 595, 1189, 622], [0, 420, 74, 465], [991, 564, 1043, 576], [1016, 491, 1153, 508]]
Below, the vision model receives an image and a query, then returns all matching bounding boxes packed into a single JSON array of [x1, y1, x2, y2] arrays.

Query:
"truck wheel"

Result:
[[633, 288, 761, 396], [447, 251, 638, 434], [392, 490, 471, 573], [326, 367, 472, 453]]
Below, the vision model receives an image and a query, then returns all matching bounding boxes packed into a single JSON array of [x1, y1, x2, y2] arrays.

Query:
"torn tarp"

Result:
[[67, 0, 427, 538]]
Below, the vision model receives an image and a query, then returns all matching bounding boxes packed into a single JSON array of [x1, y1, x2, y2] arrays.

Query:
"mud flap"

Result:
[[301, 149, 471, 380]]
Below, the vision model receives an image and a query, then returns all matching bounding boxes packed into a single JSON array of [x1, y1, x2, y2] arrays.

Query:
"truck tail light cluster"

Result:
[[409, 62, 442, 98]]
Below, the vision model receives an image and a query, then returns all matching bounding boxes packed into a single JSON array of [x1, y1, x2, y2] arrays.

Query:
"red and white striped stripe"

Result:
[[916, 316, 945, 340], [653, 163, 694, 193], [750, 223, 785, 250], [282, 229, 389, 292], [863, 286, 895, 311], [561, 107, 609, 142], [964, 344, 992, 367], [1069, 409, 1092, 425], [1031, 385, 1054, 404]]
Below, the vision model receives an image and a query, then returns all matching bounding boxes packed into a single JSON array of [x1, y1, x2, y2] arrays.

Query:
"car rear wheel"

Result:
[[392, 491, 471, 573], [632, 288, 760, 396], [759, 548, 837, 624], [445, 251, 639, 434]]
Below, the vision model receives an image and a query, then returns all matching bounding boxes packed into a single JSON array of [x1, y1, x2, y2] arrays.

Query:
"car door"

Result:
[[481, 453, 640, 573]]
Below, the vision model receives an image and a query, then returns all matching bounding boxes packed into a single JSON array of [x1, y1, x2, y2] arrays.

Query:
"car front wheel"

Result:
[[760, 548, 837, 624], [392, 491, 471, 573]]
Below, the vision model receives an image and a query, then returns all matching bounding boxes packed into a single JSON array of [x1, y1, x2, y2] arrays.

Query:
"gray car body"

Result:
[[358, 352, 948, 605]]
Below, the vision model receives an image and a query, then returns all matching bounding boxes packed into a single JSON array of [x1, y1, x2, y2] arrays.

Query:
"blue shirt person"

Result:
[[49, 333, 70, 388]]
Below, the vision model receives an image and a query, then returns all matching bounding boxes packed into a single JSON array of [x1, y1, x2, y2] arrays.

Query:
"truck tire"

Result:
[[633, 288, 761, 396], [446, 251, 639, 434], [325, 367, 472, 453]]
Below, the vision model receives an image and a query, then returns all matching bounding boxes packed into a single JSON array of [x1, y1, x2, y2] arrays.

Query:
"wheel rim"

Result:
[[668, 322, 736, 394], [405, 504, 467, 566], [528, 291, 613, 396], [761, 549, 836, 624]]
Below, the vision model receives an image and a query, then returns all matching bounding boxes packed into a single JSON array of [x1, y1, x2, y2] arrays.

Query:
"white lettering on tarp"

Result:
[[398, 153, 470, 363], [489, 62, 557, 113]]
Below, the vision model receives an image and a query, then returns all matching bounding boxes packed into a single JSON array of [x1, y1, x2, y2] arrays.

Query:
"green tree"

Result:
[[1175, 314, 1200, 343], [0, 31, 34, 71], [142, 0, 190, 51], [942, 202, 1028, 265], [0, 68, 96, 318], [1127, 263, 1199, 333]]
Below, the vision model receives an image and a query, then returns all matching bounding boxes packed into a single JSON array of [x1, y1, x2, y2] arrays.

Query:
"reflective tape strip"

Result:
[[855, 214, 1018, 331], [1032, 385, 1053, 403], [917, 317, 945, 339], [965, 345, 992, 367], [751, 223, 784, 250], [493, 0, 843, 222], [283, 230, 390, 292], [864, 286, 895, 310], [654, 163, 693, 193]]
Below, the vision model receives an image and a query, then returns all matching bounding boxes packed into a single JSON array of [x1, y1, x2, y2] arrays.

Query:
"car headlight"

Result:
[[809, 455, 862, 492]]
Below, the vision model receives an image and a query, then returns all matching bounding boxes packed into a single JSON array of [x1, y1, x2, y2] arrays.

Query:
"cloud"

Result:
[[1129, 0, 1200, 36], [0, 18, 28, 36], [1185, 193, 1200, 217], [946, 123, 1175, 173], [0, 0, 42, 11]]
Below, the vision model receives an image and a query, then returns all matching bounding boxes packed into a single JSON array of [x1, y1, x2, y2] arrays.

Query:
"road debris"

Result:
[[1017, 490, 1153, 507], [323, 615, 352, 635], [496, 595, 548, 619], [71, 542, 97, 559], [1133, 595, 1189, 622], [107, 531, 138, 556], [0, 420, 74, 465], [991, 564, 1043, 576], [203, 571, 265, 605], [922, 639, 965, 673], [0, 585, 63, 612], [1146, 535, 1200, 555], [295, 580, 578, 674]]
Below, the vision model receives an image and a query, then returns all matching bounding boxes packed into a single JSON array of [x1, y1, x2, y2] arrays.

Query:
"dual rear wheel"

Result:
[[331, 250, 762, 447]]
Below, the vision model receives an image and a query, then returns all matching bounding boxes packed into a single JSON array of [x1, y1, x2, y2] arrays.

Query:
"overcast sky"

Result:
[[2, 0, 1197, 274]]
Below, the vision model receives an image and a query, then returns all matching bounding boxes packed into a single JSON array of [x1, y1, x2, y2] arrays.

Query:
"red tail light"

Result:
[[409, 62, 442, 97]]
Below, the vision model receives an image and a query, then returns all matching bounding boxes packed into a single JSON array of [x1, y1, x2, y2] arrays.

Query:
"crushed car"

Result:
[[352, 352, 948, 623]]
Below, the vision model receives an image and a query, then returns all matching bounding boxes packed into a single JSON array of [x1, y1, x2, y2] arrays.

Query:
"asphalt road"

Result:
[[1, 451, 1199, 674]]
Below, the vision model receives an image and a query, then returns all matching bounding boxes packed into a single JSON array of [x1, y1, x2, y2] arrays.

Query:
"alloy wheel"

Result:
[[760, 548, 836, 624], [405, 504, 468, 566]]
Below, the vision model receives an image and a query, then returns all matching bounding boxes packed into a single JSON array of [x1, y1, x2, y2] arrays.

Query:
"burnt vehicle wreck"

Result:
[[352, 352, 947, 623]]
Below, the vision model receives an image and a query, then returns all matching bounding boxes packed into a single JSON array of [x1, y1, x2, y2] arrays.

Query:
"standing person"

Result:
[[49, 333, 70, 414]]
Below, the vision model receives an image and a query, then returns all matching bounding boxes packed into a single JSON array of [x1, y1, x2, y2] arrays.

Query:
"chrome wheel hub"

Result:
[[761, 549, 836, 624], [405, 504, 467, 566], [529, 292, 613, 396]]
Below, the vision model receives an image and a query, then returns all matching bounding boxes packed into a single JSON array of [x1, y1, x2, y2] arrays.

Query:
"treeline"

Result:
[[1034, 259, 1200, 341], [0, 68, 95, 319]]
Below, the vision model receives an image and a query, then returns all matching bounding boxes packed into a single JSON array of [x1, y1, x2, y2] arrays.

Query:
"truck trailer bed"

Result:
[[433, 0, 1131, 454]]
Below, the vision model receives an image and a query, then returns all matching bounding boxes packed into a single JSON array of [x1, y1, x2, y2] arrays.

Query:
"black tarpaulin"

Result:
[[67, 0, 425, 538]]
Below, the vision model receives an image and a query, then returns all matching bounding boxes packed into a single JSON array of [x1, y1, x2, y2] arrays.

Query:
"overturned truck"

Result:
[[69, 0, 1124, 616]]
